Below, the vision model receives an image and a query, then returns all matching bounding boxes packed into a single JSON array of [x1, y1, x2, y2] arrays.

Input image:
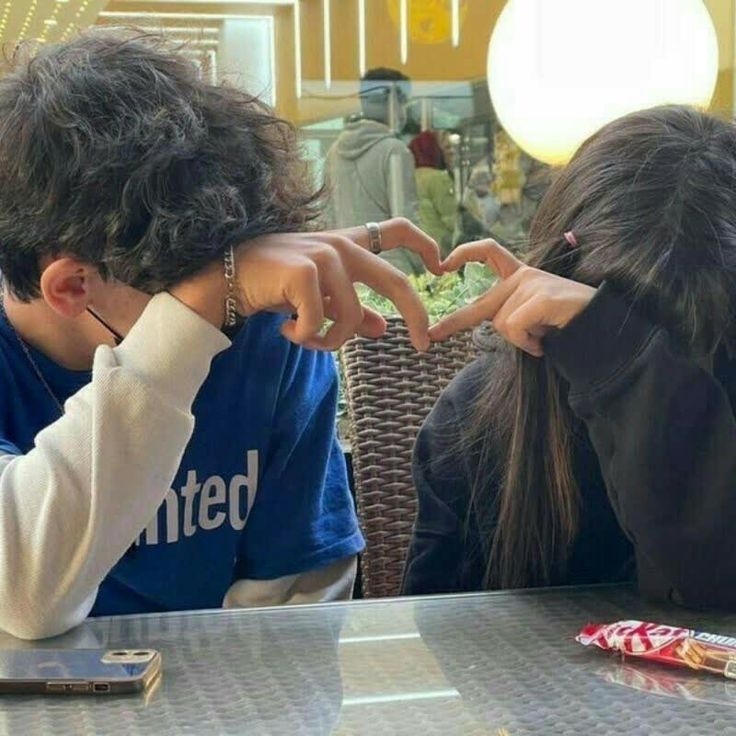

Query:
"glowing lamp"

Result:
[[487, 0, 719, 166]]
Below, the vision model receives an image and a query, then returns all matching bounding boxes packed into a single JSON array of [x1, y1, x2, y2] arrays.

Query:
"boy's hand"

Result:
[[430, 240, 596, 357], [236, 218, 442, 352]]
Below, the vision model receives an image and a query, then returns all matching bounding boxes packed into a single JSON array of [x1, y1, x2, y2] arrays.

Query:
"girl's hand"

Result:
[[429, 240, 596, 357]]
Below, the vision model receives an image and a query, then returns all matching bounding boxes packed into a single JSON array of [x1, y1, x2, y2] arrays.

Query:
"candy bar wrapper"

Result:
[[577, 620, 736, 679]]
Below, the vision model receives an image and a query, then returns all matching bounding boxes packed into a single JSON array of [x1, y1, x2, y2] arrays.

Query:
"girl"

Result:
[[402, 105, 736, 609]]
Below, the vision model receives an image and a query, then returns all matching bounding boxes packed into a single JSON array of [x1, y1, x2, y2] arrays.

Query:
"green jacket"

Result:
[[414, 167, 457, 257]]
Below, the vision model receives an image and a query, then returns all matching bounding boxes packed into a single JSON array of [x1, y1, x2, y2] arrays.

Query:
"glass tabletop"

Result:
[[0, 585, 735, 735]]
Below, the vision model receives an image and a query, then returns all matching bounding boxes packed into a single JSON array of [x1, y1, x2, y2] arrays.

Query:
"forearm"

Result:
[[0, 294, 229, 638], [223, 556, 357, 607]]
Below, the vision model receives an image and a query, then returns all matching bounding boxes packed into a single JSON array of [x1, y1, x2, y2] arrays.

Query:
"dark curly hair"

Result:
[[0, 29, 321, 300]]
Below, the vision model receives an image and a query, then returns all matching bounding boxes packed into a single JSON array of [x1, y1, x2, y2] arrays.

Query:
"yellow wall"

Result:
[[274, 6, 298, 122], [712, 69, 734, 115], [286, 0, 504, 123], [705, 0, 734, 71], [298, 0, 503, 82], [281, 0, 734, 124], [99, 1, 735, 123], [705, 0, 735, 115]]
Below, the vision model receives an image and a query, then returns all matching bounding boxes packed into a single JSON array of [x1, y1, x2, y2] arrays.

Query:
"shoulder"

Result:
[[417, 328, 509, 467], [0, 327, 23, 407], [232, 312, 337, 398], [427, 336, 506, 431], [426, 168, 450, 184], [380, 135, 406, 150], [416, 339, 508, 494], [415, 167, 446, 187], [379, 137, 412, 158], [0, 330, 32, 453]]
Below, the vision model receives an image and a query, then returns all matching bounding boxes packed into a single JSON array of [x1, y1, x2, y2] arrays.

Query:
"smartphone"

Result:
[[0, 648, 162, 695]]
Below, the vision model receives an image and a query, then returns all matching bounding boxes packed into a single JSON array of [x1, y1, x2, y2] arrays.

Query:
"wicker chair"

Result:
[[341, 318, 476, 598]]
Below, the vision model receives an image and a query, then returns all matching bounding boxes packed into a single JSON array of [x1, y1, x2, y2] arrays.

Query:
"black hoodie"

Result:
[[402, 284, 736, 609]]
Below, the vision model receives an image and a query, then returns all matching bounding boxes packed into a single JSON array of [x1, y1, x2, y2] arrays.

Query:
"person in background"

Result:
[[403, 105, 736, 611], [408, 131, 457, 258], [437, 130, 458, 173], [462, 166, 500, 236], [326, 68, 423, 275], [460, 130, 550, 251]]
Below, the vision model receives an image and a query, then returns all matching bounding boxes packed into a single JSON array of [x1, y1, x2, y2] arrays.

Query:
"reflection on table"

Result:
[[1, 585, 736, 735]]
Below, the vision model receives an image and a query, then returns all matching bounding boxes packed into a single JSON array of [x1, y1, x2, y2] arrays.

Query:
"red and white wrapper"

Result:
[[577, 620, 736, 679]]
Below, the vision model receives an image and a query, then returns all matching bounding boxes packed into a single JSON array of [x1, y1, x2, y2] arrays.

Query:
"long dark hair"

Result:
[[468, 105, 736, 588]]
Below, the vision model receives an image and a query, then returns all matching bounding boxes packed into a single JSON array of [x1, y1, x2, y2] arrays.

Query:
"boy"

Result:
[[0, 31, 440, 639]]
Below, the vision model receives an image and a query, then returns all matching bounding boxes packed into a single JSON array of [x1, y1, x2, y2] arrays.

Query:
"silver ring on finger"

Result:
[[365, 222, 383, 255]]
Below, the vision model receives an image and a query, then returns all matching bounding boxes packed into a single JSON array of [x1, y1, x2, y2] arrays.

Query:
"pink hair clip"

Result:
[[564, 231, 579, 248]]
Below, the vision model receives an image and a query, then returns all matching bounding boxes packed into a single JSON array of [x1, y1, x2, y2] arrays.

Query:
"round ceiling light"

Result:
[[487, 0, 719, 166]]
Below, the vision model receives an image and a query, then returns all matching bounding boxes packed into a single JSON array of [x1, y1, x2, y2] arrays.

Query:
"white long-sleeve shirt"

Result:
[[0, 294, 357, 639]]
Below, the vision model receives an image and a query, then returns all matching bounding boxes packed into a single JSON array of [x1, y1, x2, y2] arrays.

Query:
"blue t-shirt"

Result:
[[0, 311, 364, 615]]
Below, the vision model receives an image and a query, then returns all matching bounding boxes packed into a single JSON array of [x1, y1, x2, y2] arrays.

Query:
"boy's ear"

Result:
[[39, 257, 99, 319]]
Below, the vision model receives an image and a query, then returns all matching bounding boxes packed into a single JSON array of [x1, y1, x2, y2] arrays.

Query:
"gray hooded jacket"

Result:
[[326, 119, 422, 274]]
